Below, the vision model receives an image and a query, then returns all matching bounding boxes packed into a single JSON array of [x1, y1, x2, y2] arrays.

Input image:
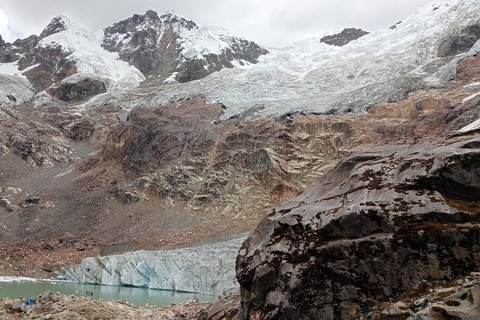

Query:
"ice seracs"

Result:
[[119, 0, 480, 120]]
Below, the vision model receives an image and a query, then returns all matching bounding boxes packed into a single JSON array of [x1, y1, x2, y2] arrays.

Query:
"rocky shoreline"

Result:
[[2, 273, 480, 319]]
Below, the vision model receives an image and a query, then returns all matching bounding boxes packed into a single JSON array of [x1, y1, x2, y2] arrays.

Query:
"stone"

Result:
[[41, 291, 52, 303], [11, 299, 22, 312], [141, 309, 153, 319], [236, 134, 480, 319]]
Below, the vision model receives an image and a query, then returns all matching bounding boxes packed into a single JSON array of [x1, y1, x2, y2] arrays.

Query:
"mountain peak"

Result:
[[159, 11, 198, 31], [39, 15, 73, 39]]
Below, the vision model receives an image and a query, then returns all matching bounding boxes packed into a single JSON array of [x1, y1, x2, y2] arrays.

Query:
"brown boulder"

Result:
[[456, 54, 480, 83]]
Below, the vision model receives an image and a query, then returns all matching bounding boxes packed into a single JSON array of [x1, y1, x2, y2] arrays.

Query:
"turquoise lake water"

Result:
[[0, 277, 215, 307]]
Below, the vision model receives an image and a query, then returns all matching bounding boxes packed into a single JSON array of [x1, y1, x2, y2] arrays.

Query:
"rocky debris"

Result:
[[406, 278, 480, 319], [8, 129, 76, 168], [235, 133, 480, 319], [0, 291, 211, 319], [108, 186, 141, 204], [102, 10, 268, 82], [320, 28, 369, 47], [438, 23, 480, 57], [47, 78, 107, 103]]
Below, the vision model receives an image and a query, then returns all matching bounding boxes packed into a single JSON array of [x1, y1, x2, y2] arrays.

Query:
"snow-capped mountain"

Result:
[[0, 10, 267, 104], [102, 10, 268, 83], [1, 0, 480, 121], [119, 0, 480, 120]]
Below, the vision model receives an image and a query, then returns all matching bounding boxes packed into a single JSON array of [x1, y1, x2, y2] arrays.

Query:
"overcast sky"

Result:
[[0, 0, 433, 48]]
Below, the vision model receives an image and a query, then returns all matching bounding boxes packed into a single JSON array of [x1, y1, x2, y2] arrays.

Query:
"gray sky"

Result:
[[0, 0, 432, 47]]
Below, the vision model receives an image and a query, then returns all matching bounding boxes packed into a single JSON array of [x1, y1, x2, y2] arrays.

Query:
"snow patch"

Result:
[[458, 118, 480, 132], [462, 91, 480, 103]]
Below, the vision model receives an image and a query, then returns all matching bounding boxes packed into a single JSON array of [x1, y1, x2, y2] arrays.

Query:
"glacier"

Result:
[[118, 0, 480, 120], [62, 234, 248, 295]]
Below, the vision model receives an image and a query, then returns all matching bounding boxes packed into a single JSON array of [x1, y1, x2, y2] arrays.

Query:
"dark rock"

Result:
[[0, 34, 5, 48], [438, 23, 480, 57], [47, 78, 107, 103], [109, 186, 141, 204], [204, 291, 244, 320], [236, 135, 480, 320], [39, 16, 68, 40], [320, 28, 369, 47]]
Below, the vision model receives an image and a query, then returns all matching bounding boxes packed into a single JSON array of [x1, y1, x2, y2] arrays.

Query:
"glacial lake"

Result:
[[0, 277, 216, 307]]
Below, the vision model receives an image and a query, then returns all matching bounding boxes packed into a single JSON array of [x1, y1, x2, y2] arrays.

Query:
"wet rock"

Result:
[[236, 135, 480, 319]]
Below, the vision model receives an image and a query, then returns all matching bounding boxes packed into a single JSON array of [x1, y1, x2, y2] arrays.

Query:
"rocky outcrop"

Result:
[[235, 134, 480, 319], [438, 23, 480, 57], [0, 23, 76, 93], [456, 54, 480, 82], [47, 78, 107, 103], [320, 28, 369, 47], [63, 234, 247, 295]]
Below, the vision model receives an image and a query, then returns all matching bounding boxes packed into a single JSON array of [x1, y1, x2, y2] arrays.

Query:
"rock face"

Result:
[[0, 17, 78, 92], [456, 53, 480, 83], [236, 134, 480, 319], [47, 78, 107, 102], [320, 28, 369, 47], [101, 10, 268, 82], [63, 234, 247, 295], [438, 23, 480, 57]]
